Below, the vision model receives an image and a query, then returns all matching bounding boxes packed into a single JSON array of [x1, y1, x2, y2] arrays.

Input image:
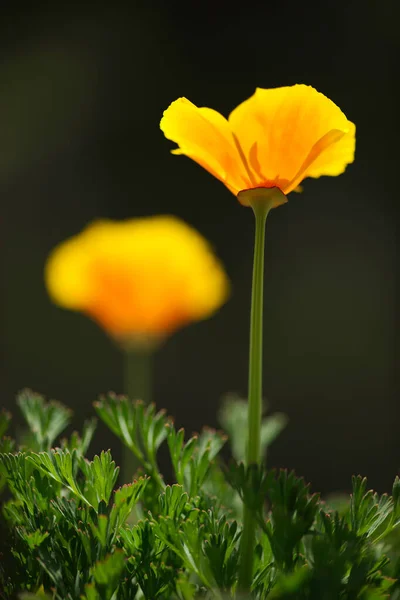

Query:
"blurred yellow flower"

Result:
[[160, 84, 355, 206], [45, 216, 229, 345]]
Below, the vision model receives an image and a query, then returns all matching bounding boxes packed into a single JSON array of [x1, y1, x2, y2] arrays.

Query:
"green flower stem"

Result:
[[123, 346, 165, 491], [124, 347, 152, 409], [122, 347, 152, 484], [246, 201, 269, 466], [238, 187, 286, 590]]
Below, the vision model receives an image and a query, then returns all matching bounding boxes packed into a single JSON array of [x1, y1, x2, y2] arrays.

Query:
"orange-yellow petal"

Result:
[[303, 121, 356, 178], [45, 216, 229, 343], [160, 98, 250, 194], [228, 84, 354, 193], [44, 236, 93, 308]]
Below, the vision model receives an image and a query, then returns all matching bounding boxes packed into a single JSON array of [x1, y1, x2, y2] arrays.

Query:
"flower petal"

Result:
[[228, 84, 353, 187], [45, 236, 93, 308], [160, 98, 250, 194], [302, 121, 356, 178]]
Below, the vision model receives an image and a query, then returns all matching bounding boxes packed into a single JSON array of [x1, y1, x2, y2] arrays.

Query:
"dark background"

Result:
[[1, 1, 398, 495]]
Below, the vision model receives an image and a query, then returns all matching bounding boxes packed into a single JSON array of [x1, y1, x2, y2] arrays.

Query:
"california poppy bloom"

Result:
[[45, 216, 229, 346], [162, 85, 355, 588], [160, 84, 355, 206]]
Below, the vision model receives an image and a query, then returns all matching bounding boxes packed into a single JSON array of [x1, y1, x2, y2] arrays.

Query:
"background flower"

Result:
[[45, 216, 229, 346]]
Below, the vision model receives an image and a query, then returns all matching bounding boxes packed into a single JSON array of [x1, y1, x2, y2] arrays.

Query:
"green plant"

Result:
[[1, 390, 400, 599]]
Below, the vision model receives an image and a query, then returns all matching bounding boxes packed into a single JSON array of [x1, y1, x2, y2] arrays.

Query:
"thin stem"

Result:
[[238, 506, 257, 590], [122, 348, 152, 484], [238, 193, 275, 590], [123, 347, 165, 491], [247, 201, 269, 465], [124, 347, 152, 407]]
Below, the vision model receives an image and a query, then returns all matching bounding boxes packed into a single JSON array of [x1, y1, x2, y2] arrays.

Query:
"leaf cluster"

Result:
[[1, 390, 400, 599]]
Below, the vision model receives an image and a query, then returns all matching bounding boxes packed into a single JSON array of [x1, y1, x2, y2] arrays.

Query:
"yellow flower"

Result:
[[160, 84, 355, 206], [45, 216, 229, 345]]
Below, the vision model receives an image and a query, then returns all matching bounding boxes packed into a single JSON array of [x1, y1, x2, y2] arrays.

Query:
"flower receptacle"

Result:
[[237, 186, 288, 210]]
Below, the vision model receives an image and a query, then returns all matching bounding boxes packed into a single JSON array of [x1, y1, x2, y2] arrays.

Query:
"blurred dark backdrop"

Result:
[[1, 1, 398, 495]]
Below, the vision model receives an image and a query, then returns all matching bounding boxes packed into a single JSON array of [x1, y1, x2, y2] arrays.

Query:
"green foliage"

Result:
[[94, 393, 171, 489], [0, 391, 399, 599], [60, 418, 97, 458], [17, 389, 72, 451], [166, 425, 227, 497], [0, 410, 13, 495], [0, 409, 12, 439], [81, 551, 127, 600], [219, 394, 287, 462], [350, 475, 396, 540]]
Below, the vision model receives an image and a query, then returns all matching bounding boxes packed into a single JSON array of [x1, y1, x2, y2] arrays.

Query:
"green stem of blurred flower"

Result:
[[123, 347, 165, 492], [238, 190, 277, 590], [124, 347, 152, 408], [122, 347, 152, 484]]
